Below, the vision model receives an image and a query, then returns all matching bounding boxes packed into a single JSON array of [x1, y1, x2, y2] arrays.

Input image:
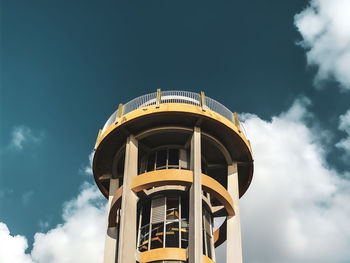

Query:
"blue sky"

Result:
[[1, 0, 350, 262]]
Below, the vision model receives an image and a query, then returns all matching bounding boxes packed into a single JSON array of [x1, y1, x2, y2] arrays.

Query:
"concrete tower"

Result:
[[92, 90, 254, 263]]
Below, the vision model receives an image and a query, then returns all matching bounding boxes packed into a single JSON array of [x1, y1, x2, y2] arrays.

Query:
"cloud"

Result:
[[0, 183, 107, 263], [2, 100, 350, 263], [336, 109, 350, 155], [294, 0, 350, 90], [9, 125, 43, 150], [31, 183, 106, 263], [80, 151, 94, 176], [234, 98, 350, 263], [0, 223, 33, 263]]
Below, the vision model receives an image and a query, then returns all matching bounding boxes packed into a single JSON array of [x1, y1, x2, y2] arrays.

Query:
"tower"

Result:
[[92, 90, 253, 263]]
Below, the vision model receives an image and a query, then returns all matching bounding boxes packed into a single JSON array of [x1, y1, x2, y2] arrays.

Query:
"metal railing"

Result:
[[101, 90, 242, 135], [205, 95, 233, 123]]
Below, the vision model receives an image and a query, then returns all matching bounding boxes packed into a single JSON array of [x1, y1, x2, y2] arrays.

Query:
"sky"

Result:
[[1, 0, 350, 262]]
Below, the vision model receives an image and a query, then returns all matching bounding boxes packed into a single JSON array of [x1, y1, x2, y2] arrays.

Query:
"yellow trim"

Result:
[[156, 88, 161, 108], [131, 169, 193, 192], [139, 248, 215, 263], [96, 103, 252, 153], [140, 248, 187, 262], [202, 174, 234, 216], [130, 169, 234, 216], [94, 129, 102, 150], [117, 103, 123, 119], [200, 91, 205, 111], [203, 254, 215, 263], [233, 112, 241, 132]]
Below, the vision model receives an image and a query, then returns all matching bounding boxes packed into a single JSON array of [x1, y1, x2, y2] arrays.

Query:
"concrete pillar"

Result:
[[227, 162, 242, 263], [104, 178, 119, 263], [189, 126, 203, 263], [117, 135, 138, 263]]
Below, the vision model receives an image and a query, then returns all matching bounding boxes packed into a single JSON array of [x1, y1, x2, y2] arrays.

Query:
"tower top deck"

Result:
[[93, 90, 253, 199]]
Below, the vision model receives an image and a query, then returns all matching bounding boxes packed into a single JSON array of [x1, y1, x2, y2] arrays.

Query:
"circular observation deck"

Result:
[[93, 90, 253, 198]]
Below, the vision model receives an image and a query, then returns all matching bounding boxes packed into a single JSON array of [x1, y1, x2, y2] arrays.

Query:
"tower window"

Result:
[[137, 193, 189, 252], [140, 148, 185, 174]]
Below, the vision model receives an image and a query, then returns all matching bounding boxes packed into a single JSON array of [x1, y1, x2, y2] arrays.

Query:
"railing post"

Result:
[[156, 89, 161, 108], [200, 91, 206, 111], [233, 112, 241, 132], [116, 103, 123, 121]]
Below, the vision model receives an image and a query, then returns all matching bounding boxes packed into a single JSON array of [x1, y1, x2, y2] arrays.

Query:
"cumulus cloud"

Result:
[[80, 151, 94, 176], [31, 183, 106, 263], [294, 0, 350, 90], [235, 98, 350, 263], [0, 223, 33, 263], [3, 100, 350, 263], [336, 109, 350, 155], [0, 183, 107, 263], [9, 125, 43, 150]]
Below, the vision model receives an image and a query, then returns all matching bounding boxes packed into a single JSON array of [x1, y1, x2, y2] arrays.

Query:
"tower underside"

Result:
[[92, 91, 253, 263]]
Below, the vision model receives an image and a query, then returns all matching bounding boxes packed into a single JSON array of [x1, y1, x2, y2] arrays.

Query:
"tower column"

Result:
[[189, 126, 203, 263], [227, 162, 242, 263], [117, 135, 139, 263], [104, 178, 119, 263]]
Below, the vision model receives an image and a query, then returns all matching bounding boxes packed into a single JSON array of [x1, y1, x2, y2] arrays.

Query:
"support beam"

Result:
[[189, 126, 203, 263], [117, 135, 139, 263], [227, 162, 242, 263], [104, 178, 119, 263]]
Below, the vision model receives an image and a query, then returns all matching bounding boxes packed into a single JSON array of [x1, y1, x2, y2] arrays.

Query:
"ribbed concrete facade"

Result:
[[92, 90, 254, 263]]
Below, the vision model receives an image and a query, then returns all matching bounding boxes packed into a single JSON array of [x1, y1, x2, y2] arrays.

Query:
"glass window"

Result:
[[168, 149, 179, 167], [147, 152, 156, 172], [150, 223, 164, 249], [206, 233, 212, 259], [156, 149, 167, 169], [165, 221, 179, 247], [181, 218, 189, 249], [137, 194, 189, 252], [139, 224, 149, 252], [202, 230, 206, 255], [166, 197, 179, 220]]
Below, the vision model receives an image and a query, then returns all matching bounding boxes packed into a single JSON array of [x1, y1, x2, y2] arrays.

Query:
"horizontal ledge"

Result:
[[139, 248, 215, 263], [139, 248, 187, 262], [131, 169, 234, 217], [108, 169, 235, 227]]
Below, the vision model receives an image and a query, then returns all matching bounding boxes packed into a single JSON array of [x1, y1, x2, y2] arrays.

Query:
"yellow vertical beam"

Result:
[[156, 89, 161, 108], [233, 112, 241, 132], [117, 103, 123, 120], [200, 91, 206, 111]]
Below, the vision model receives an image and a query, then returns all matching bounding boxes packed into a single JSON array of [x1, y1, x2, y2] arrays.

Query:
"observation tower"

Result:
[[92, 90, 254, 263]]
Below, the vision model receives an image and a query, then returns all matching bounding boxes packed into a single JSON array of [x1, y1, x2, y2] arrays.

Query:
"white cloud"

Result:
[[3, 100, 350, 263], [294, 0, 350, 90], [235, 98, 350, 263], [80, 151, 94, 175], [0, 183, 107, 263], [0, 223, 33, 263], [10, 125, 43, 150], [31, 183, 106, 263], [336, 109, 350, 155]]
